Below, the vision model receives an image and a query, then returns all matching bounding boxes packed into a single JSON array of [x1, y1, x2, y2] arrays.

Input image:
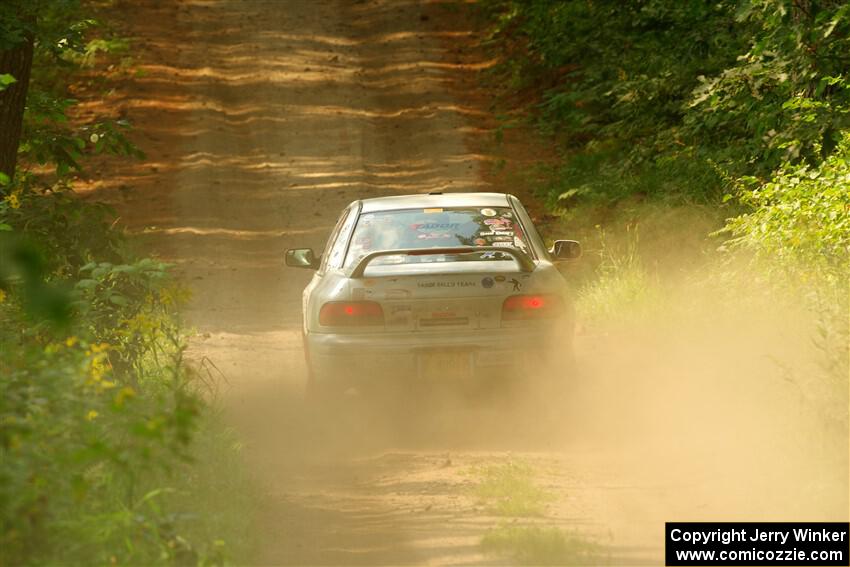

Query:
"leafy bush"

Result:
[[723, 134, 850, 283], [481, 0, 850, 205], [0, 1, 251, 564]]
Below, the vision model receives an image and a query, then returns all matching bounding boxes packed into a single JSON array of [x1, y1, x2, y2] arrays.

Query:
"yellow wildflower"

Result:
[[5, 192, 20, 209], [114, 386, 136, 407], [85, 410, 99, 421], [0, 289, 5, 303], [65, 336, 78, 347]]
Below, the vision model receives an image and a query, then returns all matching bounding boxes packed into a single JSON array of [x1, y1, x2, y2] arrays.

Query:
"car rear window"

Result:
[[344, 207, 530, 268]]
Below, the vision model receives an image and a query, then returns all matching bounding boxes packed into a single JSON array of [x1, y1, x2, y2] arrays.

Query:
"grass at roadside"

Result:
[[482, 524, 601, 566], [162, 407, 258, 565], [473, 460, 550, 517], [473, 460, 602, 565]]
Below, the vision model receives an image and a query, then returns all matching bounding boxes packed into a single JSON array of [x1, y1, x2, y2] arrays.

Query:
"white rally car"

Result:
[[285, 192, 581, 399]]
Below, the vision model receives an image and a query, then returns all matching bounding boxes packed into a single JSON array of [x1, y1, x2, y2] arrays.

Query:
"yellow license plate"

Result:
[[417, 351, 472, 380]]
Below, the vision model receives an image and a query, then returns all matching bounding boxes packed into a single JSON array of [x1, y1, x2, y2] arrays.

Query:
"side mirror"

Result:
[[285, 248, 319, 269], [550, 239, 581, 261]]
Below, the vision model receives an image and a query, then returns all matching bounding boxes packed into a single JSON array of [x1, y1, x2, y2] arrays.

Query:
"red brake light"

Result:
[[501, 294, 563, 322], [319, 301, 384, 327]]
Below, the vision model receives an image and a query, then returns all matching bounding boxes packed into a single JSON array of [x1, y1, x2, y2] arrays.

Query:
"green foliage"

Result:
[[0, 73, 16, 91], [0, 1, 250, 564], [576, 225, 661, 328], [474, 460, 601, 565], [0, 228, 201, 564], [688, 1, 850, 167], [473, 461, 550, 517], [723, 133, 850, 281], [722, 134, 850, 392], [482, 524, 600, 566], [0, 0, 90, 54], [482, 0, 850, 205], [0, 0, 143, 179]]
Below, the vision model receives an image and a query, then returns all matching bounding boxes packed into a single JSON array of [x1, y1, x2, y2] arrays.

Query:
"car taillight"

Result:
[[319, 301, 384, 327], [501, 294, 563, 322]]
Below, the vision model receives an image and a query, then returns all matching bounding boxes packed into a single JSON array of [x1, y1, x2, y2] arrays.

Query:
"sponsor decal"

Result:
[[484, 218, 512, 229], [417, 232, 452, 240], [480, 208, 497, 217], [417, 281, 477, 288], [509, 278, 522, 291], [492, 241, 514, 247], [411, 222, 460, 230], [494, 275, 506, 282], [481, 277, 494, 288]]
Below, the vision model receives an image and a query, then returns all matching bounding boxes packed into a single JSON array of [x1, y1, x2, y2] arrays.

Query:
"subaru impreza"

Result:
[[285, 192, 580, 399]]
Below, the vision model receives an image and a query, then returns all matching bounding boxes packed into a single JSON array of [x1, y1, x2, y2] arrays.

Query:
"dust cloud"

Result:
[[222, 253, 848, 564]]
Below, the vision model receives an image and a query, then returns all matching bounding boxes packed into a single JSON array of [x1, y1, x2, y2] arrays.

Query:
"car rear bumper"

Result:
[[304, 326, 568, 386]]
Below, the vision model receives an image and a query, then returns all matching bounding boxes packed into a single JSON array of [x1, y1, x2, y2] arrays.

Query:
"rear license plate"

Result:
[[417, 351, 473, 380]]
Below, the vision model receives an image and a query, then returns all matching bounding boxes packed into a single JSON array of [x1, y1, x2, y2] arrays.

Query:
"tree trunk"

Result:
[[0, 35, 34, 182]]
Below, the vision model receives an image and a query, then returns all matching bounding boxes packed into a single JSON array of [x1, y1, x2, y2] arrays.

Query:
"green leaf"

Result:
[[75, 279, 99, 290], [0, 74, 16, 92]]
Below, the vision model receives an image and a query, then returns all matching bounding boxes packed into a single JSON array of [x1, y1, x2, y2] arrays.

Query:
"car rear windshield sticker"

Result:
[[480, 208, 497, 216], [423, 208, 443, 213], [411, 222, 460, 230]]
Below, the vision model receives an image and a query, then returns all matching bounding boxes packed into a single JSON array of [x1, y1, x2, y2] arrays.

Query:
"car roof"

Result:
[[359, 192, 512, 213]]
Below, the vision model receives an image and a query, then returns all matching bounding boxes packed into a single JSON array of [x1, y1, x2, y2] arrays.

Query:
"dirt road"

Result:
[[93, 1, 585, 564], [83, 0, 847, 565]]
